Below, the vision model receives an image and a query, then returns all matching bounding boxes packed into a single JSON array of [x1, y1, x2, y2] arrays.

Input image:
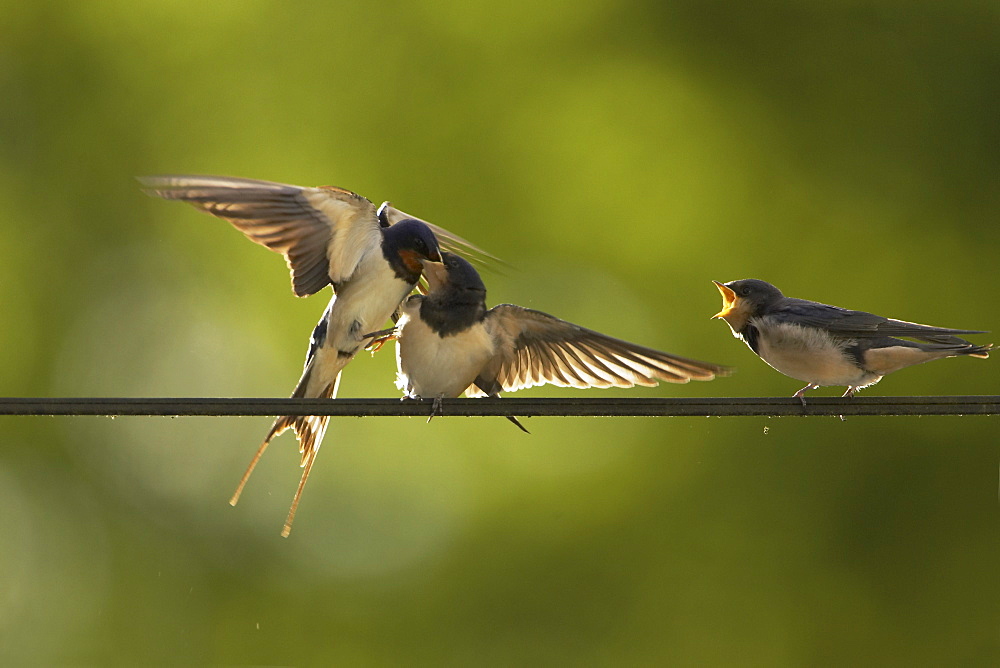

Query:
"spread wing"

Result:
[[139, 175, 382, 296], [378, 202, 505, 270], [466, 304, 731, 397], [778, 299, 987, 344]]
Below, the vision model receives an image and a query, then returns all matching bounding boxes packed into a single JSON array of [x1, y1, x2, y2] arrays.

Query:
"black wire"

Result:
[[0, 397, 997, 417]]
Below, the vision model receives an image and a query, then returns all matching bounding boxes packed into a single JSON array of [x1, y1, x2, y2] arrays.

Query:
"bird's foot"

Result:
[[362, 327, 398, 354], [792, 384, 819, 407], [399, 393, 439, 423], [837, 387, 858, 422], [428, 395, 444, 424]]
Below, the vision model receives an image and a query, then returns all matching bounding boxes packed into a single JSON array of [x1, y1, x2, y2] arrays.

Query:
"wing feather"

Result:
[[140, 175, 381, 296], [477, 304, 731, 394], [780, 300, 987, 343], [572, 343, 622, 386], [379, 203, 505, 270]]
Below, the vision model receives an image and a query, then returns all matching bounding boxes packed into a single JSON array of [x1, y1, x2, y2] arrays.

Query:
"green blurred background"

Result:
[[2, 1, 997, 664]]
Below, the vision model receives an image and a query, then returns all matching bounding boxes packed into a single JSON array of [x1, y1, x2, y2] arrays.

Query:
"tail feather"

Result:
[[505, 415, 530, 433], [229, 372, 340, 537], [966, 343, 993, 359], [911, 340, 993, 358]]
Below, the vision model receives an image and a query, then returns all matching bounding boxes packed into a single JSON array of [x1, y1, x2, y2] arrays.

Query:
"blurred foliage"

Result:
[[1, 0, 998, 664]]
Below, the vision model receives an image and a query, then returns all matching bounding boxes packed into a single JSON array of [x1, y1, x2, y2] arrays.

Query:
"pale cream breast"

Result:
[[754, 318, 869, 386], [396, 315, 496, 398]]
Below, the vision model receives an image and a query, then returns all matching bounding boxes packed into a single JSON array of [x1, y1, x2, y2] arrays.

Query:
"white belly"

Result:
[[754, 319, 868, 386], [325, 252, 412, 355], [396, 307, 495, 398]]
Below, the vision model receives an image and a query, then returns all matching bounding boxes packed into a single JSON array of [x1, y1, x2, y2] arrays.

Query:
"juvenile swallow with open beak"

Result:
[[140, 175, 488, 536], [387, 252, 730, 428], [712, 278, 992, 403]]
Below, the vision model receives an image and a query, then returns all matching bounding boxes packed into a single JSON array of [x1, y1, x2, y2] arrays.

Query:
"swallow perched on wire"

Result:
[[140, 175, 489, 536], [712, 278, 993, 403], [384, 251, 730, 428]]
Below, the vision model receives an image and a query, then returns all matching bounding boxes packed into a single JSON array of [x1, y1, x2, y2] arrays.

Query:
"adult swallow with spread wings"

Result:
[[389, 252, 730, 427], [141, 175, 487, 536], [712, 278, 992, 403]]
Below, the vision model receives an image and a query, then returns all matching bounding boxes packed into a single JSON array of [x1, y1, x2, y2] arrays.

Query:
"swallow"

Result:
[[712, 278, 993, 403], [388, 252, 731, 428], [140, 175, 488, 536]]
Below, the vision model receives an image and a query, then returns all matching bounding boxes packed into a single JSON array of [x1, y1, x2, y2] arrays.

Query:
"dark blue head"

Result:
[[418, 251, 488, 336], [724, 279, 784, 304], [713, 278, 785, 329], [426, 251, 486, 296], [383, 219, 443, 283]]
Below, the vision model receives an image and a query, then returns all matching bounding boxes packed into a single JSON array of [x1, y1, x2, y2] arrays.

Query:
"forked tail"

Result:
[[229, 372, 341, 537], [966, 342, 993, 359]]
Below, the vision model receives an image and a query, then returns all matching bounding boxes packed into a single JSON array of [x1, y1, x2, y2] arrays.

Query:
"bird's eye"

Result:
[[740, 286, 752, 296], [415, 238, 427, 252]]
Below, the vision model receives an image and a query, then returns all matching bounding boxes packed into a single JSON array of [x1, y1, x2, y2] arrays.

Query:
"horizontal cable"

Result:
[[0, 396, 998, 417]]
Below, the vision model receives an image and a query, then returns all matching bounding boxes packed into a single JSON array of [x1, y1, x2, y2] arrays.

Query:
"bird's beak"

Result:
[[712, 281, 738, 319], [421, 258, 448, 292]]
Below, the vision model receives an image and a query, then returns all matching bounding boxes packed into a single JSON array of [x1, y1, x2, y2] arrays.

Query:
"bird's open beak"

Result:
[[712, 281, 739, 319], [421, 258, 448, 292]]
